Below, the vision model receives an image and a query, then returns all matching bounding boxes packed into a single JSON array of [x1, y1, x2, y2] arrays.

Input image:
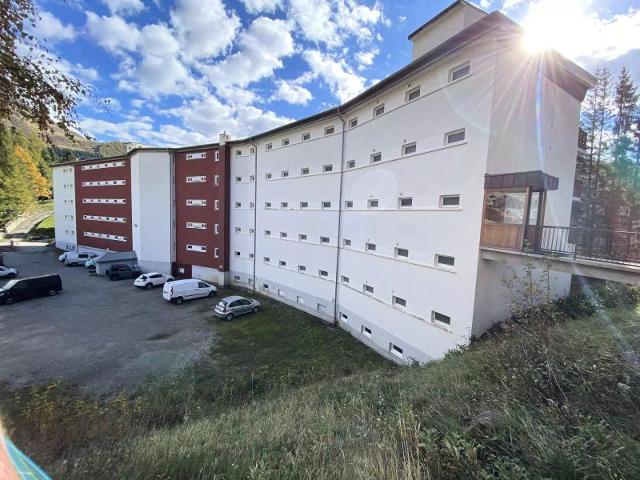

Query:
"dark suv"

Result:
[[106, 264, 142, 281]]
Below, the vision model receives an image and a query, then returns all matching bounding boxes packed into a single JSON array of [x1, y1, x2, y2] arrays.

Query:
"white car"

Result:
[[162, 278, 217, 304], [0, 266, 18, 278], [58, 252, 70, 262], [134, 272, 174, 290], [65, 252, 99, 266]]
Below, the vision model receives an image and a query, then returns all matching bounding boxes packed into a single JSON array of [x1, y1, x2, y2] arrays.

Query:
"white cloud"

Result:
[[240, 0, 283, 14], [479, 0, 492, 9], [102, 0, 145, 16], [289, 0, 383, 47], [80, 117, 154, 141], [274, 79, 312, 105], [38, 11, 76, 42], [70, 63, 100, 82], [134, 55, 193, 96], [304, 49, 366, 103], [171, 0, 240, 61], [86, 13, 140, 52], [521, 0, 640, 62], [199, 17, 294, 90], [139, 24, 180, 56], [356, 47, 378, 71], [131, 98, 145, 108], [502, 0, 525, 12]]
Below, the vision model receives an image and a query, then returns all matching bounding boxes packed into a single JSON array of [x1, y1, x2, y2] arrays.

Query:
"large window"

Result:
[[485, 191, 527, 225]]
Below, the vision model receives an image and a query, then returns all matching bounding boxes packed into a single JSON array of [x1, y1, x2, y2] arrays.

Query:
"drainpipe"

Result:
[[333, 109, 347, 324], [250, 137, 258, 292]]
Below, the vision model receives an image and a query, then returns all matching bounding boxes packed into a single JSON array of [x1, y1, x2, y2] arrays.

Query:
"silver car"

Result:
[[212, 295, 260, 320]]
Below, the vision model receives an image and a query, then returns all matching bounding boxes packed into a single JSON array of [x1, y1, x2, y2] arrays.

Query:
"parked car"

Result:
[[134, 272, 174, 289], [162, 279, 217, 304], [58, 252, 70, 262], [0, 274, 62, 305], [85, 258, 97, 271], [212, 295, 260, 320], [0, 266, 18, 279], [65, 252, 99, 266], [106, 264, 142, 281]]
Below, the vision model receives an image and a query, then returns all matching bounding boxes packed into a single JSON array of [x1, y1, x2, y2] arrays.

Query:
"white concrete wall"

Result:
[[192, 265, 225, 284], [229, 142, 257, 288], [411, 3, 486, 60], [52, 165, 77, 251], [130, 151, 173, 274]]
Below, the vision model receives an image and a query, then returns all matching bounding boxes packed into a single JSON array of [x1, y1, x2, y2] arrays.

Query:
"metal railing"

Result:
[[529, 226, 640, 265]]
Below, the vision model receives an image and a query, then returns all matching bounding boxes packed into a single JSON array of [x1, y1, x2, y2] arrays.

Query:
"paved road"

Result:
[[3, 207, 53, 241], [0, 246, 217, 394]]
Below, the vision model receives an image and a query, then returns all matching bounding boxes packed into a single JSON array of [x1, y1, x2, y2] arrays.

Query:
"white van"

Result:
[[65, 251, 99, 266], [162, 279, 217, 304]]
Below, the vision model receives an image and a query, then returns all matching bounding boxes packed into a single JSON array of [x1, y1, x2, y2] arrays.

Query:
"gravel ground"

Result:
[[0, 246, 217, 394]]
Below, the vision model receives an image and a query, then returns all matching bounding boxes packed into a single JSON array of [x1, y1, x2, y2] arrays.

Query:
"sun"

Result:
[[522, 29, 554, 54]]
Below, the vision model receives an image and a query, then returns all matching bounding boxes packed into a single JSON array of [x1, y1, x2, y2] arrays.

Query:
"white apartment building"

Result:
[[53, 1, 595, 363]]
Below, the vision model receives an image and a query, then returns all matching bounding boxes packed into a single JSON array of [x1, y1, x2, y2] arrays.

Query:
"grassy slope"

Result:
[[3, 290, 640, 479], [29, 214, 54, 239]]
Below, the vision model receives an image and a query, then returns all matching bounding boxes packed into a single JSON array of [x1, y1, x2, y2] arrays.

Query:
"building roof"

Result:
[[95, 251, 138, 263], [407, 0, 487, 40]]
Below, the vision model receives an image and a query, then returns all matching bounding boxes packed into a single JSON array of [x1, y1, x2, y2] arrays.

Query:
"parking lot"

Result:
[[0, 246, 218, 394]]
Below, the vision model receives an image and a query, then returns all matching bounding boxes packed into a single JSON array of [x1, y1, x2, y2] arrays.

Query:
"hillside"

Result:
[[2, 285, 639, 479], [3, 116, 132, 158]]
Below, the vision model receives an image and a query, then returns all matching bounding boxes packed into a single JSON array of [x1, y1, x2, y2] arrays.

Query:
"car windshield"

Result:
[[216, 301, 228, 308], [140, 275, 147, 280], [2, 280, 17, 289]]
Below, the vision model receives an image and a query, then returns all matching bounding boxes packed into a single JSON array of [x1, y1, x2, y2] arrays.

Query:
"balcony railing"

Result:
[[528, 226, 640, 266]]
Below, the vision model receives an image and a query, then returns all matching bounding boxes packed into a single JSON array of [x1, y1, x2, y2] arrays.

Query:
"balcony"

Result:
[[479, 171, 640, 284]]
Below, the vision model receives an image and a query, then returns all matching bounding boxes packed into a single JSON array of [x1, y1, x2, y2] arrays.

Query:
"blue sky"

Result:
[[33, 0, 640, 146]]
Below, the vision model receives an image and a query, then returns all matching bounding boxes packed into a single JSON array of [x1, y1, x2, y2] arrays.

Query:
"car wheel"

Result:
[[252, 306, 258, 313], [225, 313, 233, 321], [175, 297, 183, 305], [5, 296, 14, 305], [48, 289, 57, 296], [208, 290, 216, 297], [8, 273, 16, 279], [71, 262, 78, 267], [145, 283, 153, 290]]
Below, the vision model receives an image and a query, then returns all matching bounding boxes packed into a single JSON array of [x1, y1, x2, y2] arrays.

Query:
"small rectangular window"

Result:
[[343, 238, 351, 246], [341, 312, 349, 322], [299, 233, 307, 240], [322, 201, 331, 209], [319, 270, 328, 277], [446, 129, 466, 144], [402, 143, 417, 156], [281, 201, 288, 208], [234, 275, 240, 281], [235, 202, 241, 208], [265, 173, 272, 179], [432, 311, 451, 326], [266, 143, 272, 151], [390, 343, 403, 358], [436, 254, 455, 267], [440, 195, 460, 207], [265, 202, 272, 208], [406, 86, 420, 101], [341, 275, 349, 283], [393, 296, 407, 307], [215, 248, 220, 258], [250, 175, 255, 182], [300, 201, 308, 208], [450, 62, 470, 82], [320, 236, 330, 244], [302, 132, 311, 141], [362, 326, 372, 337], [235, 176, 242, 182], [235, 251, 241, 257], [214, 175, 220, 186], [279, 260, 286, 267], [214, 224, 220, 234], [215, 151, 220, 161], [301, 167, 310, 175], [263, 283, 269, 289], [324, 126, 335, 135], [399, 197, 413, 208], [214, 200, 219, 210], [366, 242, 376, 252], [298, 265, 306, 272], [236, 150, 242, 156], [344, 200, 353, 208], [347, 159, 356, 169], [282, 170, 289, 178], [297, 296, 305, 304], [264, 229, 271, 236], [264, 257, 270, 263], [373, 104, 385, 117], [280, 232, 287, 238], [395, 247, 409, 258], [349, 117, 358, 128], [323, 164, 333, 173], [370, 152, 382, 163], [368, 199, 379, 208], [282, 138, 290, 147]]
